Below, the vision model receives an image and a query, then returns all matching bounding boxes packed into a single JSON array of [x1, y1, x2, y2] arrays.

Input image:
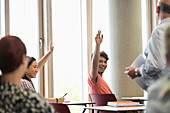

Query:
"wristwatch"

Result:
[[135, 68, 141, 77]]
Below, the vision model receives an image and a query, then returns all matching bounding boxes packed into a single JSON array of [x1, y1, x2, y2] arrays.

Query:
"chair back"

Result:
[[89, 94, 117, 106], [89, 94, 117, 113], [49, 102, 71, 113]]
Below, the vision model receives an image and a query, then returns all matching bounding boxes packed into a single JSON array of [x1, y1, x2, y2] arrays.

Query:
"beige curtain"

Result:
[[147, 0, 158, 40]]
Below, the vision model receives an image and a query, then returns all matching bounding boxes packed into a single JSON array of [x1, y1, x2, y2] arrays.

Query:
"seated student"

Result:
[[21, 44, 64, 103], [22, 41, 54, 90], [88, 30, 112, 94], [88, 31, 138, 113], [21, 57, 39, 90], [146, 27, 170, 113], [0, 35, 57, 112]]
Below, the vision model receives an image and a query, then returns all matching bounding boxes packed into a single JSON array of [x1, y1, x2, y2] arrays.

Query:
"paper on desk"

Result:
[[107, 101, 140, 107], [131, 54, 147, 91]]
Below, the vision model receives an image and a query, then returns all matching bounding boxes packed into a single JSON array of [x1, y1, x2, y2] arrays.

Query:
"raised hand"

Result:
[[95, 30, 103, 45], [49, 41, 54, 52]]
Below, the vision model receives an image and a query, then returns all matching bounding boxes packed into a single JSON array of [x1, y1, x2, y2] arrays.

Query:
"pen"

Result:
[[62, 93, 67, 98]]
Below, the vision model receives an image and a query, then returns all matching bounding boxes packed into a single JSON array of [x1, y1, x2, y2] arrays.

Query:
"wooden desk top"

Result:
[[84, 105, 146, 112]]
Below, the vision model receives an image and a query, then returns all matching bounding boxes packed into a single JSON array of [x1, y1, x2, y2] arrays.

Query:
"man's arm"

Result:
[[124, 29, 164, 86], [90, 30, 103, 82], [38, 41, 54, 71]]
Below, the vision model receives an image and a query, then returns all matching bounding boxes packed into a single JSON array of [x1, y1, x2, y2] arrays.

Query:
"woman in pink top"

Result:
[[88, 30, 113, 94]]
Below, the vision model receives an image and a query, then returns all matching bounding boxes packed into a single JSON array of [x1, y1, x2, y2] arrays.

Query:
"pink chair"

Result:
[[49, 102, 71, 113], [89, 94, 117, 113]]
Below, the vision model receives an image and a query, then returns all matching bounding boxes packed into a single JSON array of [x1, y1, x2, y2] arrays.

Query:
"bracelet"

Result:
[[135, 68, 141, 77], [56, 98, 58, 103]]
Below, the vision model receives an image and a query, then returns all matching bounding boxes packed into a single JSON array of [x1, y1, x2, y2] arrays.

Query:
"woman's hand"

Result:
[[49, 40, 54, 52]]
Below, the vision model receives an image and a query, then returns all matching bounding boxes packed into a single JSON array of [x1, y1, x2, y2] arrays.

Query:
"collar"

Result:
[[22, 74, 31, 81], [160, 17, 170, 24]]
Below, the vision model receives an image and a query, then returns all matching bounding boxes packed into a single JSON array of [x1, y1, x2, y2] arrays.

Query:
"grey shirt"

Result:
[[146, 67, 170, 113], [140, 18, 170, 87]]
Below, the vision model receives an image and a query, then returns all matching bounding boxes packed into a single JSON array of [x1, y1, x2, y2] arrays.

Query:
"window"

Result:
[[92, 0, 110, 85], [9, 0, 39, 91], [52, 0, 86, 112], [0, 0, 5, 37]]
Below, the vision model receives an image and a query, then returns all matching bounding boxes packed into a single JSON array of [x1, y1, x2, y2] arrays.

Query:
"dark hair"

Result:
[[100, 51, 109, 61], [159, 1, 170, 14], [0, 36, 26, 74], [27, 56, 36, 68], [91, 51, 109, 61]]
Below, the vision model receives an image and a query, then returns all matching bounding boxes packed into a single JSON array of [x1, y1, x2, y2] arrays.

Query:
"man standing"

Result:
[[124, 0, 170, 88], [146, 27, 170, 113]]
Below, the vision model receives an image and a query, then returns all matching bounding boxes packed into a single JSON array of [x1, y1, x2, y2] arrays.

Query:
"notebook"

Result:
[[107, 101, 141, 107]]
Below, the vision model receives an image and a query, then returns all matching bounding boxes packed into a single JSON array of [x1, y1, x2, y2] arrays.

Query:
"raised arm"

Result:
[[90, 30, 103, 81], [38, 41, 54, 70]]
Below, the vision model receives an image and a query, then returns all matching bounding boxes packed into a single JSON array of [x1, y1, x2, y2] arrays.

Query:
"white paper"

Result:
[[107, 101, 140, 107], [121, 97, 148, 101], [131, 54, 147, 91]]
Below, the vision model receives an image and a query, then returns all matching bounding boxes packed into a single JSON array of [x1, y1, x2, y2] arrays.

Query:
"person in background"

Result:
[[146, 27, 170, 113], [21, 42, 64, 103], [88, 31, 136, 113], [88, 30, 113, 94], [0, 35, 57, 112], [124, 0, 170, 88], [21, 41, 54, 90]]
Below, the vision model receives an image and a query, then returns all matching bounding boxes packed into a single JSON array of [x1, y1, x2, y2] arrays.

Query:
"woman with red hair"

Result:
[[0, 36, 57, 112]]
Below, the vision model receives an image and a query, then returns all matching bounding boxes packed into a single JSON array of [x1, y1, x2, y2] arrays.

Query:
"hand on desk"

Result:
[[44, 97, 65, 103]]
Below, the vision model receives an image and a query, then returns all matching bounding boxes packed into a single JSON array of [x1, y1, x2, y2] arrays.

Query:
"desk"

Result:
[[63, 101, 95, 105], [84, 105, 146, 113], [64, 101, 95, 113], [50, 101, 95, 113]]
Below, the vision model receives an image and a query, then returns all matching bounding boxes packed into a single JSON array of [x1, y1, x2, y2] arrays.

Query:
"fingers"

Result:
[[49, 40, 54, 52], [96, 30, 103, 38], [125, 72, 132, 79], [98, 30, 101, 34], [50, 40, 53, 47], [124, 66, 136, 79], [124, 70, 128, 75], [124, 67, 130, 74], [125, 67, 130, 70], [96, 33, 100, 38], [124, 67, 132, 79], [101, 34, 103, 40]]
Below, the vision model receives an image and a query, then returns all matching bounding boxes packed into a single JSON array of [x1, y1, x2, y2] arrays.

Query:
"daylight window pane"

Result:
[[52, 0, 82, 102]]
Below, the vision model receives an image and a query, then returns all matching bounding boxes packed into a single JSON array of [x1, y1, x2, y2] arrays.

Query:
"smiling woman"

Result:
[[22, 57, 38, 90], [25, 57, 38, 78], [21, 40, 54, 90]]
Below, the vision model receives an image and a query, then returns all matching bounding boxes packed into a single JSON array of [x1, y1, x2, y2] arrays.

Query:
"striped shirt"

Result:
[[20, 79, 35, 91]]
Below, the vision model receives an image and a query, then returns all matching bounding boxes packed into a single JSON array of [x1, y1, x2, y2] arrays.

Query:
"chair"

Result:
[[89, 94, 117, 113], [49, 102, 71, 113]]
